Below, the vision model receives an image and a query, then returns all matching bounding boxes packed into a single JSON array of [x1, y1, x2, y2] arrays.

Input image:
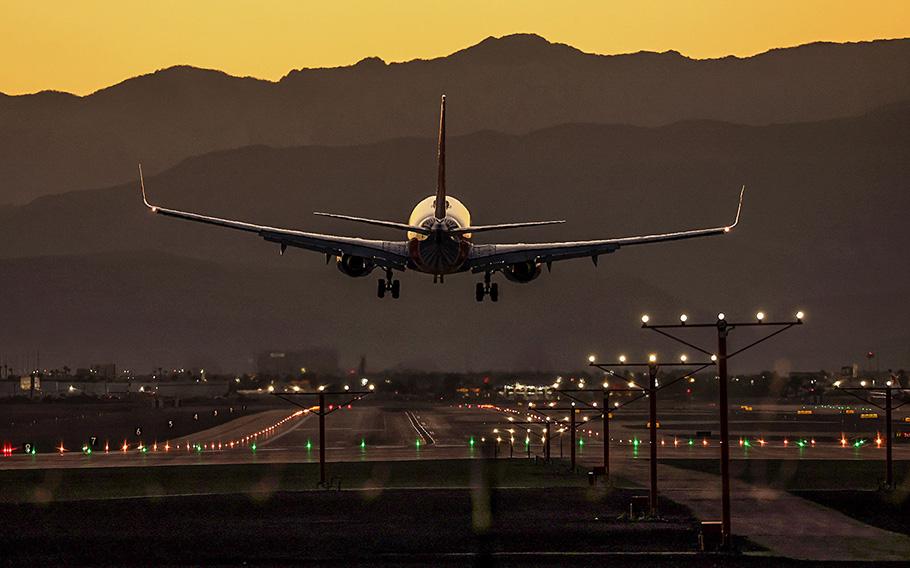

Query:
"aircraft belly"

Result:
[[408, 238, 470, 274]]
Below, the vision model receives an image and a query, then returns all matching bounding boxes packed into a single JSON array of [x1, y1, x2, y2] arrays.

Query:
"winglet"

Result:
[[724, 185, 745, 232], [138, 163, 158, 213]]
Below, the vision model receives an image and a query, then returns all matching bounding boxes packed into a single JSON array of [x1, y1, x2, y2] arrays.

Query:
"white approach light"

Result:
[[619, 355, 627, 363], [641, 314, 650, 324], [717, 312, 726, 321], [756, 311, 765, 322], [588, 354, 596, 363], [679, 314, 688, 323], [680, 354, 688, 362], [648, 354, 657, 363], [711, 354, 718, 362], [796, 310, 805, 321]]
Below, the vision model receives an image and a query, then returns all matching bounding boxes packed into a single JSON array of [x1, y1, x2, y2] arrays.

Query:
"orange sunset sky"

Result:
[[2, 1, 908, 96]]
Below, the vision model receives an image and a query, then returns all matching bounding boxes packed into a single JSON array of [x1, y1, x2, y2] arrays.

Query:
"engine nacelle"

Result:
[[336, 254, 375, 278], [502, 260, 542, 283]]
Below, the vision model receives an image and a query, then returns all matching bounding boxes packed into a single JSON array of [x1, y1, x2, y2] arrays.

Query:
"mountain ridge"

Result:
[[2, 34, 910, 204]]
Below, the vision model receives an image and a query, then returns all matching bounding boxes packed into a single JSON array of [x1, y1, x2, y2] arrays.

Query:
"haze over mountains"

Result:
[[1, 34, 908, 373], [2, 33, 910, 204]]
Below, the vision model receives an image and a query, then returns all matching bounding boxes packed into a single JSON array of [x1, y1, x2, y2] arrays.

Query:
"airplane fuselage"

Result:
[[406, 195, 473, 275]]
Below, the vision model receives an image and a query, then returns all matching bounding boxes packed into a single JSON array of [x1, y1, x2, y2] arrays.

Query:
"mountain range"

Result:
[[2, 33, 910, 204]]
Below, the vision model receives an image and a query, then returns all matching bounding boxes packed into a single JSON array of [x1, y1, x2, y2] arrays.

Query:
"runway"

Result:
[[2, 400, 908, 471]]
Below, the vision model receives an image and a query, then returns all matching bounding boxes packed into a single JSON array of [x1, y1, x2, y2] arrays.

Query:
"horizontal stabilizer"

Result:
[[451, 220, 565, 234], [314, 212, 431, 235]]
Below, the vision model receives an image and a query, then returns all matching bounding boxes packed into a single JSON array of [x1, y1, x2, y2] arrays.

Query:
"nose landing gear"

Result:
[[377, 269, 400, 299], [475, 272, 499, 302]]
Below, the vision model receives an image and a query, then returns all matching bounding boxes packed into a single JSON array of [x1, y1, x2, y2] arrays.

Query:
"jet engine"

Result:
[[336, 254, 375, 278], [502, 260, 542, 283]]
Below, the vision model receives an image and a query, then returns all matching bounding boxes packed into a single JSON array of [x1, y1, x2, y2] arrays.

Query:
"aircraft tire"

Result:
[[475, 282, 485, 302], [377, 279, 386, 298], [490, 283, 499, 302], [391, 279, 400, 299]]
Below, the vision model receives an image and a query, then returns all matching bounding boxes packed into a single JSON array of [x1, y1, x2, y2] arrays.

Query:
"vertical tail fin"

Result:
[[435, 94, 447, 220]]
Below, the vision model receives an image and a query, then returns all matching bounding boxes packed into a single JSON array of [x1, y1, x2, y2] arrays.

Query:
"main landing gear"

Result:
[[377, 269, 400, 299], [475, 272, 499, 302]]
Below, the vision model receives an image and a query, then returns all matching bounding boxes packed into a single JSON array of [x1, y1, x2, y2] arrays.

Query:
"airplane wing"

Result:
[[138, 165, 409, 269], [467, 187, 744, 272]]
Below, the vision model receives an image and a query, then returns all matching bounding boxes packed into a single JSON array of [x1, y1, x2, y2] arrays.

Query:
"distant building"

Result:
[[256, 348, 339, 377], [90, 363, 117, 380]]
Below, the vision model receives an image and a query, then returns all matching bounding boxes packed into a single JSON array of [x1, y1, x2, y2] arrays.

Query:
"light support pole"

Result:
[[584, 358, 713, 517], [273, 388, 374, 486], [834, 381, 908, 488], [640, 310, 804, 548], [557, 385, 644, 484], [526, 405, 601, 470]]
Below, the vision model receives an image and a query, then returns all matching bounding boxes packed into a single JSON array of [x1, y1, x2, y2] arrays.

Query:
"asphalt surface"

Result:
[[2, 400, 909, 469], [3, 400, 910, 563]]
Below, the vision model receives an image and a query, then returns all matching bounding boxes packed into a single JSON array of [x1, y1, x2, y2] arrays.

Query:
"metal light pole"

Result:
[[318, 392, 326, 484], [641, 310, 804, 547], [273, 387, 374, 487], [834, 381, 908, 489], [603, 390, 609, 478], [569, 405, 576, 471], [585, 356, 712, 516]]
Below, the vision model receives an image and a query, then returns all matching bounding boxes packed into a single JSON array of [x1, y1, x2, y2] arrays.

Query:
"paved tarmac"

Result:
[[3, 401, 909, 562]]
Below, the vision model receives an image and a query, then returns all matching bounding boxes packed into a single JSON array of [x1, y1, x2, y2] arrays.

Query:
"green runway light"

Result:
[[743, 439, 751, 448], [360, 439, 366, 449], [578, 438, 584, 447], [469, 436, 475, 447], [415, 438, 421, 448], [688, 439, 694, 446], [251, 443, 257, 451], [305, 440, 312, 451], [633, 438, 640, 447], [796, 439, 807, 448]]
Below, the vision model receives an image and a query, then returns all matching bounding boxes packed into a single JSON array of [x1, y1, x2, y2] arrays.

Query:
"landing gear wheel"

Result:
[[475, 282, 485, 302], [489, 282, 499, 302], [377, 279, 386, 298], [390, 279, 400, 299]]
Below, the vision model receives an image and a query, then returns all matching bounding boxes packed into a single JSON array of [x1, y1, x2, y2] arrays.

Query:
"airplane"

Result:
[[139, 95, 744, 302]]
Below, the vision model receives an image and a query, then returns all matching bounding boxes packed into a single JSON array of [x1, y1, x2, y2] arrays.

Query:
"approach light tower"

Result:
[[640, 310, 804, 549]]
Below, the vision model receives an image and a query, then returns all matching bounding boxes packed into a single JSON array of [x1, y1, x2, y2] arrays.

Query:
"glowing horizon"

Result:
[[2, 1, 908, 96]]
